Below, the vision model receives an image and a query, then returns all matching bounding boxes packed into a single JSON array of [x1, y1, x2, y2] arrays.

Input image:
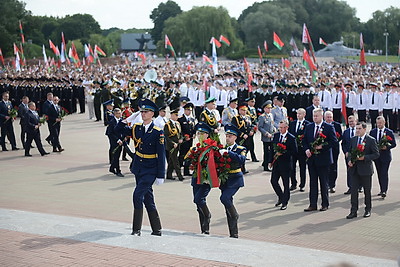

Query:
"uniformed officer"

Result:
[[221, 98, 238, 126], [219, 124, 247, 238], [164, 108, 184, 181], [115, 98, 166, 236], [199, 97, 220, 137], [271, 95, 288, 128], [246, 96, 259, 162], [178, 102, 195, 176], [103, 99, 114, 127], [237, 79, 249, 104]]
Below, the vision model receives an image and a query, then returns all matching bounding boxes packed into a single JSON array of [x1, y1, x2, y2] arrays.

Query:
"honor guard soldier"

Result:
[[178, 102, 196, 176], [221, 98, 238, 126], [367, 83, 382, 129], [103, 99, 114, 127], [164, 108, 184, 181], [188, 122, 213, 234], [331, 84, 343, 122], [106, 108, 124, 177], [219, 124, 247, 238], [355, 84, 368, 123], [121, 98, 134, 161], [246, 96, 259, 162], [237, 79, 249, 104], [199, 97, 220, 136], [115, 99, 166, 236]]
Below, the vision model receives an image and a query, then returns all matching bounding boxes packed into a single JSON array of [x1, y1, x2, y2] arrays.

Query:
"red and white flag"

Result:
[[319, 37, 328, 46], [264, 40, 268, 52]]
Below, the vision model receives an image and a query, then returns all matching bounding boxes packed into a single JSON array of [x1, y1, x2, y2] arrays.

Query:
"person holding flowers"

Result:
[[346, 122, 379, 219], [219, 124, 247, 238], [270, 120, 297, 210], [369, 116, 397, 199], [0, 91, 19, 151], [23, 102, 49, 157], [302, 108, 337, 212]]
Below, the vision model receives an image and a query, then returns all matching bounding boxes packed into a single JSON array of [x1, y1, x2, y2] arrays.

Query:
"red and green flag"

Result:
[[0, 48, 4, 66], [282, 58, 291, 69], [319, 37, 328, 46], [202, 55, 213, 67], [165, 35, 176, 59], [243, 57, 254, 92], [264, 40, 268, 52], [13, 43, 20, 55], [94, 45, 106, 57], [19, 21, 25, 44], [19, 43, 26, 66], [302, 23, 316, 63], [210, 37, 221, 48], [219, 35, 230, 46], [273, 32, 284, 50], [257, 45, 263, 63], [359, 33, 366, 66], [49, 40, 60, 56]]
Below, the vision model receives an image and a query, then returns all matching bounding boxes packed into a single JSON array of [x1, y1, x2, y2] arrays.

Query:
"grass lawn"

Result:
[[341, 55, 400, 63]]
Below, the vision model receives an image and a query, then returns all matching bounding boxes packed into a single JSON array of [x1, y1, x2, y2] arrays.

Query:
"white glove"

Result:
[[155, 178, 164, 185], [219, 149, 228, 154]]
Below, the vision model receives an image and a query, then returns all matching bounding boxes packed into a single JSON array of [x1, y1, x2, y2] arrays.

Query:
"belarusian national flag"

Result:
[[210, 37, 221, 48], [243, 57, 253, 92], [219, 35, 230, 46], [302, 24, 316, 63], [49, 40, 60, 56], [202, 55, 212, 67], [13, 43, 20, 55], [257, 45, 262, 63], [319, 37, 328, 46], [273, 32, 284, 50], [282, 58, 291, 69], [302, 48, 316, 71], [19, 21, 25, 44], [94, 45, 106, 56], [165, 35, 176, 59], [264, 40, 268, 52], [0, 48, 4, 66], [359, 33, 366, 66], [138, 53, 146, 64]]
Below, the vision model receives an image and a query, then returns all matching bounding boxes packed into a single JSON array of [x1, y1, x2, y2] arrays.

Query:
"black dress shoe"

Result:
[[41, 152, 50, 156], [280, 205, 287, 210], [166, 177, 175, 180], [116, 172, 125, 177], [346, 212, 357, 219], [299, 187, 305, 192], [344, 189, 351, 195], [122, 157, 129, 161], [178, 177, 185, 181], [12, 147, 19, 151], [252, 159, 260, 162], [329, 188, 336, 193], [275, 201, 282, 207], [2, 148, 8, 151], [25, 154, 32, 157], [131, 230, 141, 236], [381, 192, 386, 198], [363, 211, 371, 218], [304, 206, 317, 212], [243, 171, 249, 174], [53, 148, 58, 152], [58, 148, 65, 152], [377, 192, 382, 196], [289, 185, 297, 191], [109, 168, 116, 174], [319, 207, 328, 211], [151, 231, 162, 236]]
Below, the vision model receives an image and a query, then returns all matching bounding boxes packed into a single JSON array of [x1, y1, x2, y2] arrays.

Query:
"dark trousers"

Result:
[[291, 151, 307, 188], [328, 152, 339, 188], [217, 105, 224, 116], [195, 106, 203, 121], [220, 187, 240, 209], [346, 107, 353, 123], [94, 102, 102, 121], [271, 166, 290, 205], [246, 134, 257, 161], [350, 173, 372, 213], [122, 138, 131, 159], [262, 142, 273, 169], [167, 146, 183, 179], [369, 110, 379, 129], [50, 121, 61, 149], [332, 108, 341, 123], [1, 121, 17, 149], [78, 97, 85, 113], [357, 110, 367, 123], [374, 159, 391, 193], [179, 140, 192, 174], [307, 161, 329, 208], [133, 174, 157, 211], [25, 130, 46, 155], [383, 109, 397, 131], [20, 124, 27, 149], [109, 137, 121, 172], [192, 181, 211, 207]]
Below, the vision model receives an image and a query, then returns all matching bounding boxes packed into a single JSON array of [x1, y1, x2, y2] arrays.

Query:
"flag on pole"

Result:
[[202, 55, 213, 67], [94, 45, 106, 56], [289, 37, 299, 56], [319, 37, 328, 46], [19, 43, 26, 65], [210, 37, 221, 48], [360, 33, 366, 66], [49, 40, 60, 56], [19, 21, 25, 44], [243, 58, 253, 92], [273, 32, 284, 50], [13, 43, 20, 55], [282, 58, 291, 69], [0, 48, 4, 66], [257, 45, 263, 63], [137, 53, 146, 65], [165, 35, 176, 59], [302, 23, 316, 63], [341, 84, 348, 125], [61, 32, 70, 64], [15, 52, 21, 71], [219, 35, 230, 46], [70, 42, 80, 65], [264, 40, 268, 52], [42, 45, 48, 66], [211, 38, 218, 75], [302, 48, 316, 71]]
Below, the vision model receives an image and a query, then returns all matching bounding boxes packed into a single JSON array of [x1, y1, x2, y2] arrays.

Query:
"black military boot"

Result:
[[200, 204, 211, 234], [226, 205, 239, 238], [148, 209, 162, 236], [131, 209, 143, 236]]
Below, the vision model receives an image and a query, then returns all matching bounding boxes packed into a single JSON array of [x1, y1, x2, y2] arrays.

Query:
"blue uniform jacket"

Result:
[[220, 143, 247, 189], [116, 121, 166, 178]]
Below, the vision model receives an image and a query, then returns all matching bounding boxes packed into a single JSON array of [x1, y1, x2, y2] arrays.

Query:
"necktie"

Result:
[[350, 128, 354, 138], [197, 90, 200, 101], [335, 93, 338, 104], [219, 90, 222, 101], [386, 93, 389, 103], [358, 137, 362, 144], [346, 94, 349, 104], [314, 126, 320, 139], [378, 129, 382, 141], [279, 135, 283, 143], [296, 121, 301, 132], [321, 92, 324, 102], [372, 93, 375, 105], [360, 94, 362, 105], [228, 146, 232, 151]]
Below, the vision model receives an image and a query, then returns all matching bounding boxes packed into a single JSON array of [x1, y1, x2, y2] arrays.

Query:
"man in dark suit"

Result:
[[18, 96, 30, 149], [106, 108, 124, 177], [369, 116, 397, 198], [46, 96, 64, 152], [41, 92, 54, 145], [0, 91, 19, 151], [341, 115, 358, 194], [270, 120, 297, 210], [23, 102, 49, 157], [303, 108, 337, 212], [346, 122, 379, 219], [324, 111, 343, 193], [288, 108, 310, 191], [305, 95, 321, 122], [178, 102, 195, 176]]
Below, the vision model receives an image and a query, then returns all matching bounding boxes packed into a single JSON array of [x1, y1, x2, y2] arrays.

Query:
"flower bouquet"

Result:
[[39, 115, 48, 124], [8, 107, 18, 120], [185, 138, 231, 187], [296, 134, 304, 149], [310, 132, 328, 155], [350, 143, 365, 164], [270, 141, 287, 166], [378, 134, 392, 150]]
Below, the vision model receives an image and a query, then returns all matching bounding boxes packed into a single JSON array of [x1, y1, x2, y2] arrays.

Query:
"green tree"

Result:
[[57, 14, 101, 43], [88, 34, 112, 55], [150, 1, 182, 44], [161, 6, 243, 55]]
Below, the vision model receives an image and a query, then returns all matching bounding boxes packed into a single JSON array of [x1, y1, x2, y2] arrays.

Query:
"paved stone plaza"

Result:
[[1, 112, 399, 266]]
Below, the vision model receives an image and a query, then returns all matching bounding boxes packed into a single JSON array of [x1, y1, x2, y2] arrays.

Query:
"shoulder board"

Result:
[[153, 126, 161, 131], [237, 145, 246, 150], [134, 123, 142, 126]]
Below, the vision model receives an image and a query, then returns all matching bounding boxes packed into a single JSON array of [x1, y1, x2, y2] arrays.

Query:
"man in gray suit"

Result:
[[346, 122, 379, 219], [258, 101, 276, 171], [271, 95, 287, 128]]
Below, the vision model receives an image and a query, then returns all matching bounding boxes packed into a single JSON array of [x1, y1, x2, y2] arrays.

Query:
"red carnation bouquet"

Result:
[[271, 142, 287, 166], [378, 133, 393, 150], [310, 132, 328, 155], [296, 134, 304, 148], [185, 138, 231, 187], [8, 106, 18, 120], [350, 143, 365, 164]]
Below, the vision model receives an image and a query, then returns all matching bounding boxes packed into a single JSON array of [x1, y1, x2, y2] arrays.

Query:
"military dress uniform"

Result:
[[164, 109, 184, 181], [199, 98, 219, 139], [246, 99, 258, 162], [178, 103, 195, 176], [221, 98, 238, 126], [115, 99, 166, 236]]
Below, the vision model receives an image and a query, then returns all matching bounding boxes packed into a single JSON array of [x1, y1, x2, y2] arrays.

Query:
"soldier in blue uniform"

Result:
[[115, 99, 166, 236], [103, 99, 114, 127], [219, 124, 247, 238], [187, 122, 213, 235]]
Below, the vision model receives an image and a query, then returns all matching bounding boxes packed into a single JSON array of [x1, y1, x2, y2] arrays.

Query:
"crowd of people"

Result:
[[1, 59, 399, 237]]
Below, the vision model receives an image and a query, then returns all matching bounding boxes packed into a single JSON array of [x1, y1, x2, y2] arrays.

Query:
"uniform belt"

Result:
[[135, 151, 157, 159], [229, 168, 241, 174]]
